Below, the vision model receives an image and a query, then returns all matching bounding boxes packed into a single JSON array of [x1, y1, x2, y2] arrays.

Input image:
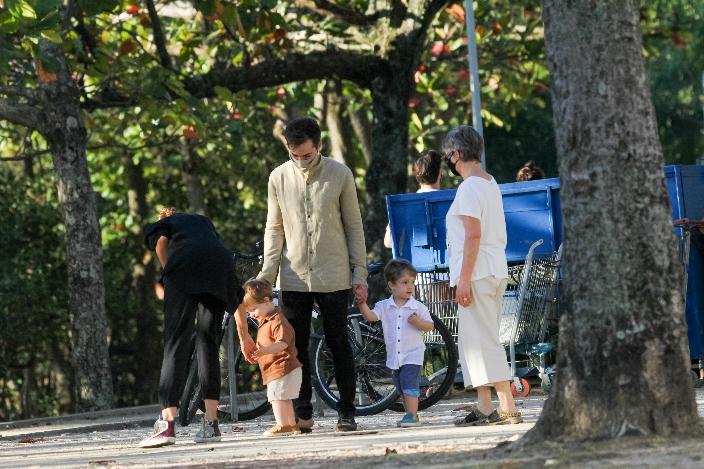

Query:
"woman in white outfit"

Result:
[[443, 125, 523, 426]]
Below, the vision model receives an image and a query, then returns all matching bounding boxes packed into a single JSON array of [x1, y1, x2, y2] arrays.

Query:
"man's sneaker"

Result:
[[453, 407, 501, 426], [138, 418, 176, 448], [194, 417, 222, 443], [336, 418, 358, 432], [296, 417, 314, 434], [496, 410, 524, 424], [397, 413, 421, 428], [263, 424, 301, 437]]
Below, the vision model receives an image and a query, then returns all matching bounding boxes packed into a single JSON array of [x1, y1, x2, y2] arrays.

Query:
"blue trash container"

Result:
[[386, 164, 704, 360]]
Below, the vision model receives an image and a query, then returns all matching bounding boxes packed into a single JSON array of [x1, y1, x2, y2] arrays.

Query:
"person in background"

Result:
[[515, 160, 545, 182], [443, 125, 523, 426], [139, 208, 243, 447], [357, 259, 434, 427], [384, 150, 443, 249]]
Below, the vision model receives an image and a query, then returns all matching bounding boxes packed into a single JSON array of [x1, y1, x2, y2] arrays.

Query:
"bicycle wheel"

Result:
[[311, 311, 400, 416], [178, 316, 270, 426], [389, 312, 458, 412]]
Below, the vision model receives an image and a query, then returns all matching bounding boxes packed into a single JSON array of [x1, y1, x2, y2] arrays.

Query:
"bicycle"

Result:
[[178, 247, 270, 426], [179, 252, 458, 424], [311, 265, 458, 414]]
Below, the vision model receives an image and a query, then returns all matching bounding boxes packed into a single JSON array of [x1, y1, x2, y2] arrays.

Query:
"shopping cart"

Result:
[[499, 239, 562, 396]]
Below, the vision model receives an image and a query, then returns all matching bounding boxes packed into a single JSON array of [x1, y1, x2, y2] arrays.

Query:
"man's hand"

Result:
[[455, 282, 472, 308], [352, 284, 368, 305], [240, 335, 257, 364]]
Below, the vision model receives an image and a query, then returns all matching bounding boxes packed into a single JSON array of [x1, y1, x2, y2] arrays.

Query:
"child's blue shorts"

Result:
[[391, 364, 422, 398]]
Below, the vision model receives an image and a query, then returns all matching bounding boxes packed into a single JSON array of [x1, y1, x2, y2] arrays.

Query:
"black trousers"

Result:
[[158, 277, 225, 408], [281, 289, 356, 420]]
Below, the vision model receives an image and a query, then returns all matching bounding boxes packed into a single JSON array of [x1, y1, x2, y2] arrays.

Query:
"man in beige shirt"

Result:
[[240, 117, 368, 432]]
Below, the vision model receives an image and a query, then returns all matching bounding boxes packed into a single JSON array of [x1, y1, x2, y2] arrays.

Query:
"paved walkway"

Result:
[[0, 391, 544, 468], [2, 389, 703, 468]]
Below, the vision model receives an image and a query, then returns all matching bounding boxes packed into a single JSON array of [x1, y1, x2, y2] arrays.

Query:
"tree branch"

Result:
[[0, 135, 182, 162], [83, 50, 384, 109], [0, 86, 39, 101], [145, 0, 174, 70], [0, 98, 40, 130], [296, 0, 383, 26], [185, 50, 383, 97]]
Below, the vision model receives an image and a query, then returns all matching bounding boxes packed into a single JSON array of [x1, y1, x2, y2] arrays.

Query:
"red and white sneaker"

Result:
[[138, 418, 176, 448]]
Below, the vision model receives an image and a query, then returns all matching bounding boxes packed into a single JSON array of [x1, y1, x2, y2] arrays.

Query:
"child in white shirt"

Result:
[[357, 259, 434, 427]]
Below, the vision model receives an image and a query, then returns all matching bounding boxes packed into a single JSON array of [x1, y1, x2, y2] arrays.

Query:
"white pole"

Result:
[[464, 0, 486, 170]]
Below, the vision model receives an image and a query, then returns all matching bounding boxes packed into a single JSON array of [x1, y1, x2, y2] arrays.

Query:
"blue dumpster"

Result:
[[387, 177, 561, 269], [666, 165, 704, 361], [386, 164, 704, 360]]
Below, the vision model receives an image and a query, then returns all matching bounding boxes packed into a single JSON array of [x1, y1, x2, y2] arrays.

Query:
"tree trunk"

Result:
[[524, 0, 698, 442], [179, 137, 208, 215], [366, 68, 411, 259], [324, 79, 351, 167], [38, 42, 113, 412], [349, 107, 372, 167], [125, 157, 161, 403]]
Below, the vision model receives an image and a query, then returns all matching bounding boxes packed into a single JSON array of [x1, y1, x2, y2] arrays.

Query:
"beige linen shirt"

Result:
[[260, 156, 368, 292]]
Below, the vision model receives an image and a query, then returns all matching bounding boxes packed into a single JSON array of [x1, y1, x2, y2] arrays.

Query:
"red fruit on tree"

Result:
[[182, 125, 198, 140], [446, 87, 457, 97], [408, 97, 420, 109], [230, 112, 242, 120], [431, 41, 444, 57], [127, 5, 139, 15], [456, 70, 470, 81], [671, 33, 686, 47], [445, 4, 465, 23], [418, 64, 427, 73], [492, 22, 503, 34], [276, 87, 286, 97]]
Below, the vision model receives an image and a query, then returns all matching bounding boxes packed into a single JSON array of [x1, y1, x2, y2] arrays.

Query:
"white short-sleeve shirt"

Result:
[[373, 296, 432, 369], [446, 176, 508, 286]]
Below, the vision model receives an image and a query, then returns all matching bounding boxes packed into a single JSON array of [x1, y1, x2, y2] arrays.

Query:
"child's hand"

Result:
[[251, 346, 262, 360], [408, 313, 421, 326]]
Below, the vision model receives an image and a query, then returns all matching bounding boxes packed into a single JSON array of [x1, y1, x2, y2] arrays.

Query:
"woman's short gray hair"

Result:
[[442, 125, 483, 162]]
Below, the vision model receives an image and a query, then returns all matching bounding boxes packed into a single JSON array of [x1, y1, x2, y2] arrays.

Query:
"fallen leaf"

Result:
[[18, 437, 44, 444]]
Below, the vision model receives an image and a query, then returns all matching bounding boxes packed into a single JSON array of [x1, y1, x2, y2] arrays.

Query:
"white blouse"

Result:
[[446, 176, 509, 286]]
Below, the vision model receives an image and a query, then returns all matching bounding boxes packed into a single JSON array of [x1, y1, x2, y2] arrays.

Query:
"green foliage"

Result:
[[1, 0, 702, 418], [0, 168, 71, 420]]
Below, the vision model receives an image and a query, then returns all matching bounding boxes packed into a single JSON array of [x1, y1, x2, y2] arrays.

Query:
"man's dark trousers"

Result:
[[281, 289, 356, 419]]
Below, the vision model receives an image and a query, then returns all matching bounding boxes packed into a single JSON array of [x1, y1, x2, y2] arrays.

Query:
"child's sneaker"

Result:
[[194, 417, 222, 443], [263, 424, 301, 436], [138, 418, 176, 448], [397, 413, 421, 428]]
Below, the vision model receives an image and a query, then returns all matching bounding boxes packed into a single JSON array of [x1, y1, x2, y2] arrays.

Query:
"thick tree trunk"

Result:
[[366, 67, 411, 259], [524, 0, 698, 442], [125, 158, 161, 403], [179, 138, 208, 215], [38, 42, 113, 412]]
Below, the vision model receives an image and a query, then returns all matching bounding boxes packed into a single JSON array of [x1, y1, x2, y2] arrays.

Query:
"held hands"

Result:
[[241, 335, 257, 364], [352, 284, 368, 305]]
